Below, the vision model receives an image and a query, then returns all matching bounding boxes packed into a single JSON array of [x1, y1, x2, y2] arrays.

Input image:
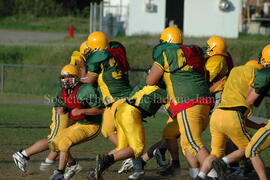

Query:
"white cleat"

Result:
[[39, 160, 55, 171], [118, 158, 133, 174], [12, 151, 28, 172], [64, 162, 83, 179], [128, 171, 145, 180]]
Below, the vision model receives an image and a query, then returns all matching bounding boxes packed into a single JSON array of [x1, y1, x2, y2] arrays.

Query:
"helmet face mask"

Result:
[[206, 36, 226, 56], [87, 31, 109, 52], [261, 44, 270, 67], [260, 58, 270, 67], [80, 41, 92, 58], [206, 43, 216, 56], [83, 42, 93, 57], [60, 74, 79, 89], [60, 64, 80, 89]]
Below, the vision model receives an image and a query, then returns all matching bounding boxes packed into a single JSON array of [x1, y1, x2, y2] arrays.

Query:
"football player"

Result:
[[245, 45, 270, 180], [146, 26, 214, 178]]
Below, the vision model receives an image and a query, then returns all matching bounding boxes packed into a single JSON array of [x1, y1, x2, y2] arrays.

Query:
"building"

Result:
[[98, 0, 269, 38], [126, 0, 240, 38]]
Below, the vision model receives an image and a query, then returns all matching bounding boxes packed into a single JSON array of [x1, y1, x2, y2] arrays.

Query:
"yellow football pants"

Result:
[[162, 117, 180, 140], [47, 108, 74, 142], [246, 120, 270, 158], [210, 108, 252, 158], [101, 99, 125, 138], [177, 105, 210, 155], [49, 122, 100, 152], [115, 103, 144, 158]]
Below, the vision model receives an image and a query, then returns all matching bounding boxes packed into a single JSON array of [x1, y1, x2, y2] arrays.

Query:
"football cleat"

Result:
[[118, 158, 133, 174], [212, 159, 227, 180], [158, 163, 180, 176], [153, 148, 168, 167], [39, 160, 55, 171], [128, 171, 145, 180], [64, 162, 83, 179], [49, 170, 64, 180], [12, 151, 29, 172]]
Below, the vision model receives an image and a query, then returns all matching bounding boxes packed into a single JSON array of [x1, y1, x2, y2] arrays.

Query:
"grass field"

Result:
[[0, 18, 270, 179], [0, 16, 90, 34], [1, 103, 270, 180], [0, 33, 269, 96]]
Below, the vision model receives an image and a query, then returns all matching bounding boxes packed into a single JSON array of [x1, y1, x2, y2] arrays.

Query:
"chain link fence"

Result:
[[0, 64, 147, 96], [89, 1, 128, 37]]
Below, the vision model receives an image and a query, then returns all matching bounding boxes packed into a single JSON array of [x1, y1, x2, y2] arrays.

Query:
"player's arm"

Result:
[[80, 72, 98, 84], [209, 76, 226, 93], [247, 68, 270, 105], [75, 59, 87, 77], [71, 107, 104, 116], [80, 61, 100, 84], [54, 88, 67, 115], [72, 84, 105, 117], [146, 63, 164, 85], [246, 87, 260, 105], [245, 117, 266, 129]]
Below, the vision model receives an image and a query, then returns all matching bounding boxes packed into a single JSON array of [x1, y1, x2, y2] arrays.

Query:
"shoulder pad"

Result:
[[88, 50, 112, 64], [152, 43, 179, 59]]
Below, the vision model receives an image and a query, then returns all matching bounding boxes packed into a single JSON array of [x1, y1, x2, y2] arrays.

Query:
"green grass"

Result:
[[0, 15, 90, 34], [1, 103, 270, 179], [0, 34, 269, 95], [0, 103, 170, 179]]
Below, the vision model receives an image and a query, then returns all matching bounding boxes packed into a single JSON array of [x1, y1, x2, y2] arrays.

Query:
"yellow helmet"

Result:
[[206, 36, 227, 56], [60, 64, 80, 88], [79, 40, 90, 55], [245, 60, 263, 70], [160, 27, 183, 44], [261, 44, 270, 67], [70, 51, 86, 65], [87, 31, 109, 52]]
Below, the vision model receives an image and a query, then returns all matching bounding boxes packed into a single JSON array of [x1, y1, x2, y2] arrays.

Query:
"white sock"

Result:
[[21, 150, 28, 157], [45, 158, 54, 164], [207, 168, 218, 178], [189, 168, 199, 178], [198, 171, 206, 179], [222, 157, 230, 165]]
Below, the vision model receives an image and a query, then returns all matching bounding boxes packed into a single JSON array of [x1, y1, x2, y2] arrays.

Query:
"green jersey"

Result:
[[152, 43, 211, 105], [252, 68, 270, 118], [54, 84, 104, 124], [86, 48, 131, 105], [128, 78, 167, 117]]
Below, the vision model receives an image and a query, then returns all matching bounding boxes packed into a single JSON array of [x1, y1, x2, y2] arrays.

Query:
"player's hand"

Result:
[[75, 58, 86, 69], [71, 108, 84, 116], [57, 107, 65, 115]]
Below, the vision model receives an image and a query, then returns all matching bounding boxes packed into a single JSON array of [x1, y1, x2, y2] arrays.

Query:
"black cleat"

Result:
[[212, 159, 227, 180], [243, 159, 254, 176], [88, 168, 95, 180], [128, 158, 146, 180], [95, 154, 105, 180], [94, 154, 114, 180], [194, 176, 205, 180], [157, 163, 180, 176]]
